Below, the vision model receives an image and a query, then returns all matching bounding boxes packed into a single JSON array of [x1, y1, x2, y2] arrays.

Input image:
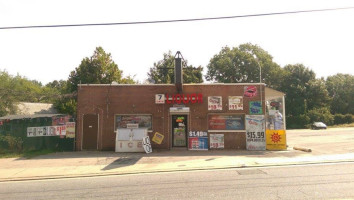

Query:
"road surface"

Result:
[[0, 162, 353, 200]]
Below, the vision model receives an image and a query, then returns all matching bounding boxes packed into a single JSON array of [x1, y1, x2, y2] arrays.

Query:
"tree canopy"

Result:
[[205, 43, 283, 89], [68, 47, 129, 92], [326, 74, 354, 114], [0, 71, 59, 117], [147, 51, 203, 84]]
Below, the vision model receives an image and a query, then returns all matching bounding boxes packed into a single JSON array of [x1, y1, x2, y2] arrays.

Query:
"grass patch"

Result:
[[329, 123, 354, 128], [0, 149, 56, 159]]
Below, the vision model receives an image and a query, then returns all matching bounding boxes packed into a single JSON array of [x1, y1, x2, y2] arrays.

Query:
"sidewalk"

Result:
[[1, 147, 354, 182]]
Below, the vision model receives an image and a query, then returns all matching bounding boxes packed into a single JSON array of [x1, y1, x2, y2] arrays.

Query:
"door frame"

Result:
[[81, 113, 99, 150]]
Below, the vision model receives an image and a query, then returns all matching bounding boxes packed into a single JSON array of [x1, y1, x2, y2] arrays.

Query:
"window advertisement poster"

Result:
[[152, 132, 164, 144], [188, 131, 208, 150], [174, 128, 186, 146], [244, 86, 258, 98], [210, 134, 224, 149], [115, 115, 152, 130], [250, 101, 263, 114], [65, 122, 76, 138], [228, 96, 243, 110], [245, 115, 266, 150], [266, 98, 284, 130], [208, 96, 222, 110], [266, 130, 287, 150], [208, 115, 245, 130]]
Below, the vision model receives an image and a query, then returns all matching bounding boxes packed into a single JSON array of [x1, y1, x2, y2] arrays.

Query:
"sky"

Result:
[[0, 0, 353, 84]]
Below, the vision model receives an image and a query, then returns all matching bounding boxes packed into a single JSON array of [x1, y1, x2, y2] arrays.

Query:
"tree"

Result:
[[280, 64, 317, 118], [0, 71, 18, 116], [58, 47, 135, 115], [205, 43, 283, 89], [68, 47, 126, 92], [147, 51, 203, 84], [0, 71, 61, 116], [306, 78, 332, 111], [326, 74, 354, 114]]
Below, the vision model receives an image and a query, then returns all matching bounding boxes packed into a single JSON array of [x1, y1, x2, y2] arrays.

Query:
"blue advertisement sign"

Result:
[[250, 101, 263, 114]]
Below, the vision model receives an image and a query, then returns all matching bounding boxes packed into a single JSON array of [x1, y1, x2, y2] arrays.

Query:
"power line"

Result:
[[1, 6, 353, 30]]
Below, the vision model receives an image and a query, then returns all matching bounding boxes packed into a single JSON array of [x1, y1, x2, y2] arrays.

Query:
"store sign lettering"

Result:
[[165, 93, 203, 104]]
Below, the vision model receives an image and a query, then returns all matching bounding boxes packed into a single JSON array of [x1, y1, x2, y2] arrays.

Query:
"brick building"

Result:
[[76, 55, 286, 151]]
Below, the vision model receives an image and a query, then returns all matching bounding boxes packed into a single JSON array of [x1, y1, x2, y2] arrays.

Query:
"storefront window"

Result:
[[115, 115, 152, 130], [208, 114, 245, 130], [266, 97, 284, 130]]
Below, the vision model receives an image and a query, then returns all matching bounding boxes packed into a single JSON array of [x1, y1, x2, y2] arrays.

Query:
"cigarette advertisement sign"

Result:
[[245, 115, 265, 150], [228, 96, 243, 110], [266, 130, 287, 150], [188, 131, 208, 150], [250, 101, 263, 114], [65, 122, 76, 138], [152, 132, 164, 144], [208, 115, 245, 130], [244, 86, 258, 98], [27, 126, 66, 137], [208, 96, 222, 110], [210, 134, 224, 149]]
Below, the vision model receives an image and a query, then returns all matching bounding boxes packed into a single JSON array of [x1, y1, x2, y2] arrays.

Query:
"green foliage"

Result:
[[333, 114, 354, 124], [0, 134, 23, 153], [60, 47, 136, 115], [53, 97, 77, 116], [286, 114, 310, 129], [0, 71, 62, 117], [147, 51, 203, 84], [306, 78, 332, 111], [326, 74, 354, 114], [280, 64, 317, 117], [306, 107, 334, 125], [68, 47, 126, 92], [206, 43, 283, 89]]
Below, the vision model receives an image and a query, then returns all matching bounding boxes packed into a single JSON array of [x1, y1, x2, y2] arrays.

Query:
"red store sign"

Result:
[[165, 93, 203, 104]]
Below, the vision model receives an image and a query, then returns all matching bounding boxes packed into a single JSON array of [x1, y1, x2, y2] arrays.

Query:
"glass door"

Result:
[[172, 115, 188, 147]]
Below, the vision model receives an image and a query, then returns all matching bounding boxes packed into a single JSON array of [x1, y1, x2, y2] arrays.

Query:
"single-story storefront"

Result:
[[76, 83, 286, 151]]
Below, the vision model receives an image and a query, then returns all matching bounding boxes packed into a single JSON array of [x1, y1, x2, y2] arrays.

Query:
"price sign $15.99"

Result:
[[247, 132, 265, 139]]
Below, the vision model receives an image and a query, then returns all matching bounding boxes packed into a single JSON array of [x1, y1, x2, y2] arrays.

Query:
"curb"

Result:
[[1, 159, 354, 183]]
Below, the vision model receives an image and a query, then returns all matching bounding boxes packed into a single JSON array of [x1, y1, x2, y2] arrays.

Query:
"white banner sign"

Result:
[[208, 96, 222, 110], [229, 96, 243, 110], [245, 115, 265, 150], [210, 134, 224, 149], [27, 126, 66, 137]]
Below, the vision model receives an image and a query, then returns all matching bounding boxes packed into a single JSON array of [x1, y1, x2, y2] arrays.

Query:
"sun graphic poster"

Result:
[[266, 130, 287, 150]]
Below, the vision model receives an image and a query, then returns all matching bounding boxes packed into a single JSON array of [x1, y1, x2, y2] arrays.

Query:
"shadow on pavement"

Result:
[[101, 157, 141, 171]]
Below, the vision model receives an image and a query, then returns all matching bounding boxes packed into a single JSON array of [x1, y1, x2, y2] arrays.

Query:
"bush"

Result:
[[345, 114, 353, 124], [334, 114, 353, 124], [334, 114, 346, 124], [307, 107, 334, 125], [286, 114, 310, 129], [0, 134, 23, 153]]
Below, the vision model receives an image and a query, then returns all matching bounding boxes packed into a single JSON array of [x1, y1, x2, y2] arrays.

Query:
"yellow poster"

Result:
[[65, 122, 76, 138], [266, 130, 287, 150], [152, 132, 164, 145]]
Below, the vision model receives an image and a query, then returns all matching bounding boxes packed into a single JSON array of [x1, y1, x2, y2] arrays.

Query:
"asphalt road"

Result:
[[0, 162, 353, 200]]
